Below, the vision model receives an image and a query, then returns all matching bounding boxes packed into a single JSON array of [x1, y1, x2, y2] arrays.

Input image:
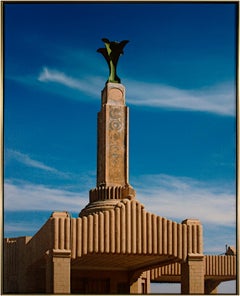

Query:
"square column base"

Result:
[[45, 249, 71, 294], [181, 254, 205, 294]]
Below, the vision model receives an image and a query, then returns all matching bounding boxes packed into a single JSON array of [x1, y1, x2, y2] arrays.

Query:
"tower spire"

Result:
[[79, 39, 135, 216]]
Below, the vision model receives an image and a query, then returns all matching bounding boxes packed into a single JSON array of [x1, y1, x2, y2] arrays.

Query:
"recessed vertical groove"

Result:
[[233, 256, 236, 275], [204, 256, 209, 275], [77, 218, 82, 257], [71, 218, 76, 258], [88, 215, 93, 253], [213, 256, 216, 276], [162, 218, 167, 255], [99, 212, 104, 253], [65, 217, 70, 250], [221, 256, 224, 275], [182, 224, 187, 260], [157, 216, 162, 255], [221, 256, 225, 275], [209, 256, 211, 276], [227, 256, 231, 275], [82, 216, 88, 255], [59, 218, 64, 250], [215, 256, 218, 276], [131, 201, 137, 254], [178, 262, 181, 274], [229, 256, 231, 275], [227, 256, 230, 275], [137, 202, 142, 254], [211, 256, 214, 275], [197, 224, 202, 254], [126, 201, 131, 254], [224, 256, 227, 276], [142, 210, 147, 254], [110, 187, 114, 199], [219, 256, 221, 276], [110, 210, 115, 253], [93, 213, 99, 253], [209, 256, 212, 275], [167, 220, 172, 255], [230, 256, 233, 275], [172, 222, 177, 257], [115, 207, 121, 253], [204, 256, 207, 274], [177, 224, 182, 260], [54, 217, 59, 250], [166, 265, 169, 275], [152, 214, 157, 254], [104, 211, 110, 253], [121, 204, 126, 253], [192, 224, 196, 254], [147, 213, 152, 254], [187, 225, 192, 254]]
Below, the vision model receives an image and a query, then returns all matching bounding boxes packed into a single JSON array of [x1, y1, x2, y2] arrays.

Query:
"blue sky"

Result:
[[3, 2, 237, 293]]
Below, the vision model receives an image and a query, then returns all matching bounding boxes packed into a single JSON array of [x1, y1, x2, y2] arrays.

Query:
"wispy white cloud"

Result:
[[133, 174, 236, 226], [38, 67, 103, 98], [126, 80, 235, 116], [4, 180, 87, 212], [38, 67, 235, 116], [5, 149, 70, 178]]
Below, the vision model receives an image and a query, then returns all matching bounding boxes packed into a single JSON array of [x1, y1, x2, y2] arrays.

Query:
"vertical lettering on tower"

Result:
[[108, 106, 125, 184]]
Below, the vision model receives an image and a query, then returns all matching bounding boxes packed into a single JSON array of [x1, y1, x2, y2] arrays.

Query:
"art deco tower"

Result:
[[80, 39, 135, 216]]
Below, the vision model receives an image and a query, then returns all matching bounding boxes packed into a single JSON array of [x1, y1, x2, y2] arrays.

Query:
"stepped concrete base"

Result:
[[79, 185, 136, 216]]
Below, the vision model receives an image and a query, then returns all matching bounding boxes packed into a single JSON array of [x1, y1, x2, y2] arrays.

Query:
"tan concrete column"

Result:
[[181, 218, 204, 294], [97, 82, 129, 188], [45, 249, 71, 294], [80, 82, 135, 216], [181, 254, 205, 294]]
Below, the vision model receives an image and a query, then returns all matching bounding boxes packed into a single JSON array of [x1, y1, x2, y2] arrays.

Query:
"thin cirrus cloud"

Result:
[[4, 179, 87, 212], [5, 149, 70, 178], [38, 67, 235, 116], [126, 80, 235, 116], [133, 174, 236, 227], [38, 67, 102, 98]]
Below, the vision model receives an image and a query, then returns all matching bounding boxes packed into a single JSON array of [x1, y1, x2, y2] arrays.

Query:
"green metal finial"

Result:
[[97, 38, 129, 83]]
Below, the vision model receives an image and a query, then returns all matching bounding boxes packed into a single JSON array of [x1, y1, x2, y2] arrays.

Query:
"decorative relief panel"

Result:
[[108, 106, 125, 184], [97, 112, 104, 185]]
